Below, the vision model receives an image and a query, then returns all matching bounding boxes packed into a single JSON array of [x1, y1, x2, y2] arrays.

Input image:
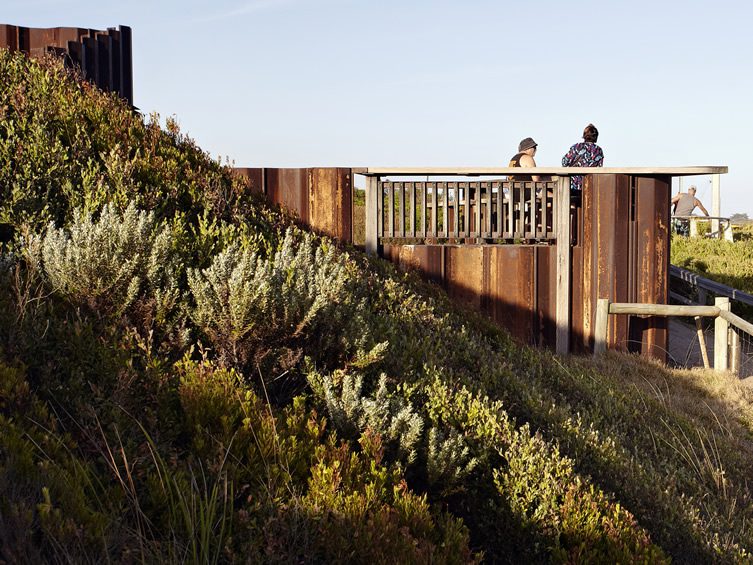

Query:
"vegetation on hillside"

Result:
[[2, 50, 753, 563]]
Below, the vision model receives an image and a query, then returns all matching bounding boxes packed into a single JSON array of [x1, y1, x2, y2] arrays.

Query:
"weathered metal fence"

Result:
[[0, 23, 133, 105]]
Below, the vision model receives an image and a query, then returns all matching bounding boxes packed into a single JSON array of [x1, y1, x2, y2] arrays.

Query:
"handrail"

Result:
[[594, 297, 749, 374], [672, 215, 729, 221], [355, 166, 728, 177], [669, 265, 753, 306]]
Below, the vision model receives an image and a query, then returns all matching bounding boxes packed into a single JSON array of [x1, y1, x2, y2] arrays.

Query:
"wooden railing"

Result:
[[594, 297, 752, 374], [358, 167, 728, 357], [377, 179, 558, 242], [672, 215, 734, 241]]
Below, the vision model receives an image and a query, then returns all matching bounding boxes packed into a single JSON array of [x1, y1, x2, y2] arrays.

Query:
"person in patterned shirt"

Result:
[[561, 124, 604, 192]]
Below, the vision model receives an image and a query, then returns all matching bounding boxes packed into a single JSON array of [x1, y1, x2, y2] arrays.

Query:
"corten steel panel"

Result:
[[232, 168, 265, 195], [380, 243, 402, 266], [118, 25, 133, 105], [484, 246, 536, 343], [397, 245, 444, 285], [571, 176, 591, 353], [629, 176, 670, 361], [308, 168, 352, 243], [0, 24, 133, 105], [266, 168, 309, 221], [582, 174, 631, 352], [445, 246, 484, 311], [0, 25, 18, 50], [537, 246, 557, 349]]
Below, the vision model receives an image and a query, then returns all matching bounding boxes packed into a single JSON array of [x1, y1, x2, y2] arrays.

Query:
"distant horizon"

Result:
[[3, 0, 751, 216]]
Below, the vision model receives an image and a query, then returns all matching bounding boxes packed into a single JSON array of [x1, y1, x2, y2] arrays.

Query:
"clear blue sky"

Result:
[[5, 0, 753, 215]]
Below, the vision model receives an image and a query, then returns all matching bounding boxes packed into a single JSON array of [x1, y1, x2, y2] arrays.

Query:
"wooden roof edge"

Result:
[[352, 166, 728, 177]]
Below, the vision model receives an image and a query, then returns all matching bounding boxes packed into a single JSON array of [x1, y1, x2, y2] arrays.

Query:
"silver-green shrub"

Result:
[[426, 426, 478, 491], [187, 228, 369, 364], [35, 202, 178, 316], [321, 372, 423, 465]]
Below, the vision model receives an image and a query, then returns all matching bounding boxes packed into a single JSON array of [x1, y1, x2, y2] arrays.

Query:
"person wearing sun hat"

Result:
[[508, 137, 540, 182]]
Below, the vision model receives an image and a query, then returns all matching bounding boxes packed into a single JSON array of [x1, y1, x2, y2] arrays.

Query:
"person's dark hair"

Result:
[[583, 123, 599, 143]]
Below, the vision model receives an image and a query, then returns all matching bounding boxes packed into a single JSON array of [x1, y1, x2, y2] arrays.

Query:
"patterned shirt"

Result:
[[561, 142, 604, 191]]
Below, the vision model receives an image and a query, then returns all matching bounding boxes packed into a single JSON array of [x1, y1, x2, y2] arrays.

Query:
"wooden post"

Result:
[[555, 175, 571, 355], [365, 176, 378, 255], [714, 296, 730, 372], [711, 174, 721, 239], [730, 329, 741, 376], [594, 298, 609, 354], [689, 217, 698, 238], [694, 316, 710, 369], [724, 220, 734, 242]]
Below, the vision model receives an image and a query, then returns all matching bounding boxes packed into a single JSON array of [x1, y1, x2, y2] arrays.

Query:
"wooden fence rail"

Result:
[[594, 297, 751, 374]]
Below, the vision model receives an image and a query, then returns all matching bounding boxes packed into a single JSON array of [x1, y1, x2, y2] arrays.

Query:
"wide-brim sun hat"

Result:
[[518, 137, 537, 152]]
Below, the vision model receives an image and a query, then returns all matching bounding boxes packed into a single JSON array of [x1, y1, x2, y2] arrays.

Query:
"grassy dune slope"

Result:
[[1, 50, 753, 563]]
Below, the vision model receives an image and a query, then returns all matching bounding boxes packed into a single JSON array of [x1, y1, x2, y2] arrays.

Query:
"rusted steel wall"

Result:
[[233, 167, 353, 243], [0, 24, 133, 105], [574, 174, 669, 360], [381, 243, 556, 346], [232, 168, 669, 358], [384, 174, 669, 357]]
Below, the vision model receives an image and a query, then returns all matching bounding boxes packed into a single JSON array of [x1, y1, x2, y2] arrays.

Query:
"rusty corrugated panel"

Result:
[[445, 245, 484, 311], [585, 174, 631, 351], [308, 168, 353, 242], [232, 168, 265, 195], [484, 246, 535, 343], [397, 245, 444, 285], [0, 24, 18, 50], [0, 24, 133, 105], [266, 168, 309, 221], [540, 244, 565, 350], [629, 175, 670, 361], [579, 175, 594, 352]]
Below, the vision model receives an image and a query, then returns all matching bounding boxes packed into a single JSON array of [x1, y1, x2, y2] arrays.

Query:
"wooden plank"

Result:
[[377, 179, 384, 238], [475, 182, 482, 239], [493, 182, 502, 238], [420, 181, 427, 238], [359, 166, 729, 176], [695, 316, 710, 369], [365, 176, 378, 255], [711, 173, 721, 239], [397, 182, 405, 238], [730, 329, 741, 375], [450, 183, 459, 238], [441, 182, 449, 238], [528, 181, 536, 239], [506, 182, 514, 238], [609, 303, 720, 317], [430, 182, 437, 237], [719, 309, 753, 336], [409, 181, 416, 237], [555, 175, 571, 354], [388, 182, 395, 238], [594, 298, 610, 354], [714, 297, 730, 372]]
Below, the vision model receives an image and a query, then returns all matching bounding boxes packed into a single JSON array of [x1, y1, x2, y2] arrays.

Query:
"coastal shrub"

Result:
[[320, 371, 423, 465], [188, 229, 370, 372], [34, 202, 178, 317]]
